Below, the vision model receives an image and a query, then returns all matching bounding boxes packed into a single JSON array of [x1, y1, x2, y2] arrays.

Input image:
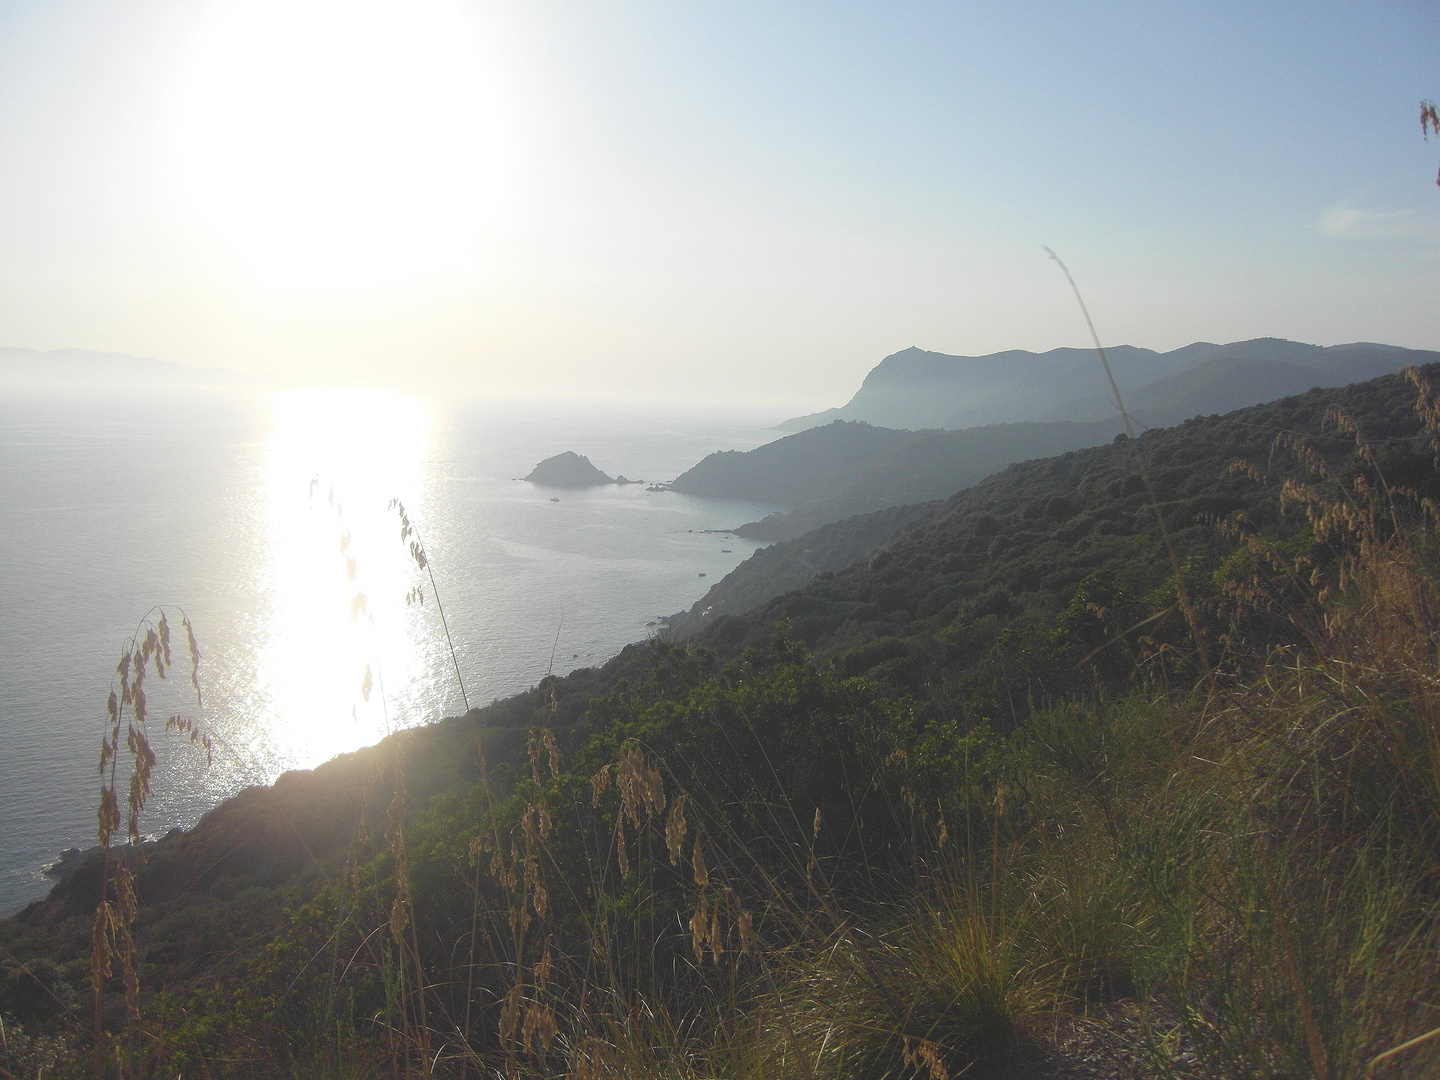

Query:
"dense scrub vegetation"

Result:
[[664, 501, 937, 637], [5, 367, 1440, 1078]]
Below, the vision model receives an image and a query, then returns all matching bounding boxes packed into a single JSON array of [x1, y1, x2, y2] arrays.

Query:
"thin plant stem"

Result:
[[547, 612, 565, 679], [392, 500, 470, 714], [420, 532, 469, 714], [1045, 246, 1216, 689]]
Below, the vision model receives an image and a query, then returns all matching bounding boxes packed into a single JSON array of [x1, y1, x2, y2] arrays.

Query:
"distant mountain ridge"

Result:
[[779, 339, 1439, 432], [0, 348, 249, 391]]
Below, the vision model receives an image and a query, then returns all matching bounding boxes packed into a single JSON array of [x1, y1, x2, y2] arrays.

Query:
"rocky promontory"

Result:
[[522, 451, 641, 488]]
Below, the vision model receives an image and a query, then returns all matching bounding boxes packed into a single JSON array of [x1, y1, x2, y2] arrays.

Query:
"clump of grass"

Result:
[[784, 887, 1065, 1078]]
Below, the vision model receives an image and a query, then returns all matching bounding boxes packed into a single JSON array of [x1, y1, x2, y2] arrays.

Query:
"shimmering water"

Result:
[[0, 388, 783, 913]]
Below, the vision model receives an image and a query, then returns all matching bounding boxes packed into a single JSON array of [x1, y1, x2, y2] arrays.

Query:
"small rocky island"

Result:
[[523, 451, 642, 488]]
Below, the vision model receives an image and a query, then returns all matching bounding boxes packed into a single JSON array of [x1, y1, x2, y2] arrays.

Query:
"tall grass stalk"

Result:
[[1046, 246, 1216, 689], [392, 498, 469, 714], [90, 607, 209, 1076]]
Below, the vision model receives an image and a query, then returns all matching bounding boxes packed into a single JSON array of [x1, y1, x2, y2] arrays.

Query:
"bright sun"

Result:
[[173, 0, 506, 293]]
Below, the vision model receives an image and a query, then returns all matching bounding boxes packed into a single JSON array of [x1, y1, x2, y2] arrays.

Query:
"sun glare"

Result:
[[254, 387, 443, 770], [172, 0, 508, 293]]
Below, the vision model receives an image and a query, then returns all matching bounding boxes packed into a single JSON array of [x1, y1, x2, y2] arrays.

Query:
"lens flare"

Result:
[[172, 0, 507, 292]]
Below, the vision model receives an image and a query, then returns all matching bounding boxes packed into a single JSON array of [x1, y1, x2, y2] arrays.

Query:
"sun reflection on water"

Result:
[[252, 387, 446, 772]]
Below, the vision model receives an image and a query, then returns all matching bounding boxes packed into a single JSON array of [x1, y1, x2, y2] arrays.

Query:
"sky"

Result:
[[0, 0, 1437, 408]]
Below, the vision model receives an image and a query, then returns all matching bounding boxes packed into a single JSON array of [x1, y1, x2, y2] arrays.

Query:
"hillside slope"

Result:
[[669, 418, 1124, 541], [516, 363, 1440, 698], [697, 366, 1440, 706], [663, 501, 937, 637]]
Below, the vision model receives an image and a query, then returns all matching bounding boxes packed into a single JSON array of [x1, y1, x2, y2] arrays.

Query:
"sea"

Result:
[[0, 387, 786, 915]]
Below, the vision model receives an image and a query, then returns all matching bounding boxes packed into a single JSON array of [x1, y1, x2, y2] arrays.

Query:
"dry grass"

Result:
[[88, 608, 210, 1075]]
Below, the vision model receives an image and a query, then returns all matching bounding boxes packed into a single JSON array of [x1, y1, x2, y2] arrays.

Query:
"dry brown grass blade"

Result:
[[1423, 100, 1440, 186]]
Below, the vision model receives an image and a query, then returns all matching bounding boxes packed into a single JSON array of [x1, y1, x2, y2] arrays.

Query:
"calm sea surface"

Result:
[[0, 388, 784, 914]]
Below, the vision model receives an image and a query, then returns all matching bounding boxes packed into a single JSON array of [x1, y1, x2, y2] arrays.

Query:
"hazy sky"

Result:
[[1, 0, 1437, 406]]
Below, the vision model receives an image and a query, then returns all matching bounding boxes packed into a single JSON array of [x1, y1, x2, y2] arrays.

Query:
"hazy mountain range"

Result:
[[778, 338, 1440, 432], [0, 348, 250, 391], [666, 338, 1440, 543]]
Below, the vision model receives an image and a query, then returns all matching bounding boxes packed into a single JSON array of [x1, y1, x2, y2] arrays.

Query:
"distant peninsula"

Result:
[[0, 347, 252, 392], [523, 451, 641, 488]]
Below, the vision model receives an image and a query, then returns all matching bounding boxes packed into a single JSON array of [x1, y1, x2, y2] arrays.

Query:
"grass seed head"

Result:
[[590, 764, 611, 807], [666, 792, 689, 866], [692, 833, 709, 887]]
